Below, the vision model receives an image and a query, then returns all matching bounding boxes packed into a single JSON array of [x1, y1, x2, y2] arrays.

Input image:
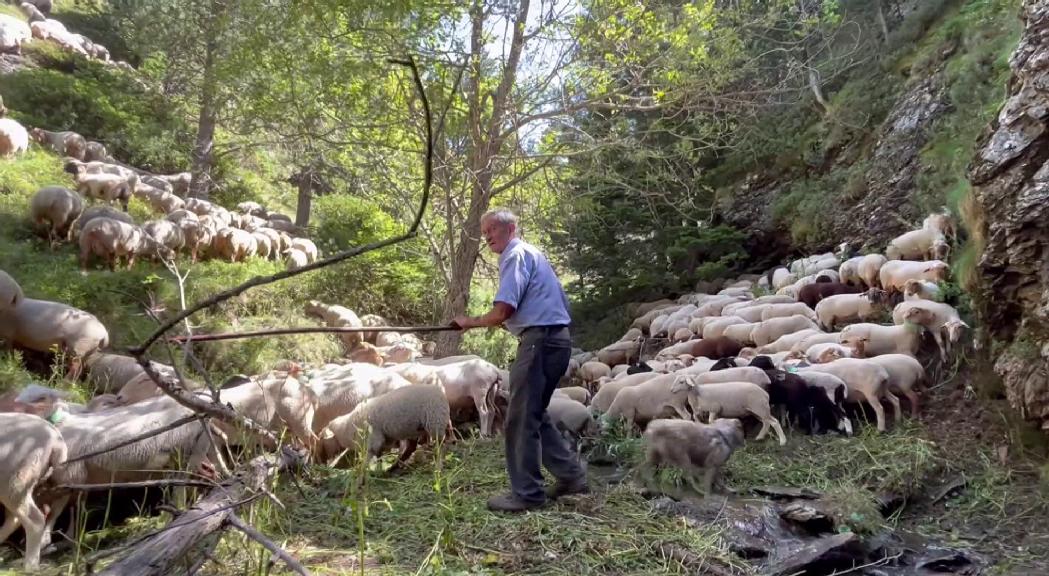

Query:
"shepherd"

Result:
[[452, 208, 588, 512]]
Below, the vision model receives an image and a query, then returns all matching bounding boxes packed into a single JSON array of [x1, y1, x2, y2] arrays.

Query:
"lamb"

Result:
[[30, 128, 87, 160], [886, 228, 950, 261], [317, 384, 449, 471], [0, 118, 29, 157], [670, 377, 787, 445], [798, 281, 863, 309], [803, 358, 899, 431], [0, 413, 66, 570], [285, 247, 309, 270], [589, 372, 661, 413], [307, 363, 415, 433], [903, 279, 942, 302], [0, 269, 24, 311], [894, 299, 969, 360], [839, 322, 923, 358], [761, 303, 817, 322], [30, 186, 84, 247], [865, 354, 923, 417], [579, 361, 612, 388], [290, 238, 320, 263], [750, 315, 819, 347], [548, 396, 600, 445], [605, 373, 693, 430], [76, 172, 133, 211], [642, 418, 744, 494], [878, 260, 949, 295], [760, 366, 817, 433], [814, 290, 888, 330], [553, 386, 591, 404], [0, 297, 109, 379], [179, 220, 213, 262], [79, 217, 172, 269], [143, 219, 185, 252], [0, 15, 31, 55]]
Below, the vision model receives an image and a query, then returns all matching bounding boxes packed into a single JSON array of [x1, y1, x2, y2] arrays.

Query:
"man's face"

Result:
[[481, 217, 515, 254]]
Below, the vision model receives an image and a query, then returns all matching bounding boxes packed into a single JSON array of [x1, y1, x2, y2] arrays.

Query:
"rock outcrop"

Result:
[[968, 0, 1049, 430]]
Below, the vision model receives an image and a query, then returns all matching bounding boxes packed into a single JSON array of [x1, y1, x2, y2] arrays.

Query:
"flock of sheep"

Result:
[[1, 1, 124, 65], [551, 211, 964, 496], [0, 267, 510, 570]]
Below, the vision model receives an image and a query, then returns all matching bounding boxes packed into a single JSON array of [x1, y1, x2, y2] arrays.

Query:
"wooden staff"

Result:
[[168, 324, 462, 344]]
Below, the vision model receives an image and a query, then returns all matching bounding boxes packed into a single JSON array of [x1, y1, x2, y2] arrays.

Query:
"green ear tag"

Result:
[[47, 408, 66, 425]]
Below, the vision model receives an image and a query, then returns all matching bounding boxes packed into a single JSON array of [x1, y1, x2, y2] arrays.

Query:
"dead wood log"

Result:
[[95, 448, 306, 576]]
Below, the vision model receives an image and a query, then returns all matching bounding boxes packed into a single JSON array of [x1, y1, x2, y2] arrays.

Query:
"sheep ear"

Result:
[[670, 375, 693, 393]]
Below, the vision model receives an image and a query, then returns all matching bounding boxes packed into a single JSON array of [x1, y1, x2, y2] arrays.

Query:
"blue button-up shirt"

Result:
[[493, 238, 571, 336]]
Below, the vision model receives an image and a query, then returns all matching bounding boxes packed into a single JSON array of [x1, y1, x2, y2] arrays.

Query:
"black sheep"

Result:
[[709, 357, 737, 371], [626, 361, 653, 375]]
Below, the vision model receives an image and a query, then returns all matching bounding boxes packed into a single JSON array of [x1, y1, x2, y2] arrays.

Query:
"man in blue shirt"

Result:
[[453, 209, 588, 512]]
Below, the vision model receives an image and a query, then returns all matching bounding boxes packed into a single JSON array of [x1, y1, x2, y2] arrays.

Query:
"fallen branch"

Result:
[[96, 449, 303, 576], [169, 324, 459, 344], [58, 479, 217, 492], [227, 513, 311, 576]]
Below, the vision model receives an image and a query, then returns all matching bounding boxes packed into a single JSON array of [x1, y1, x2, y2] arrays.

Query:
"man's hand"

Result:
[[451, 303, 514, 331], [451, 316, 472, 330]]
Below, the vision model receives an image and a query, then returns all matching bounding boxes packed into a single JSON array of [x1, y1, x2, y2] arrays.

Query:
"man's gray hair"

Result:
[[482, 209, 519, 228]]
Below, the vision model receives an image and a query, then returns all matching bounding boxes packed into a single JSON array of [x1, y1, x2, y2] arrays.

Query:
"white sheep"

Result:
[[771, 267, 796, 290], [757, 328, 822, 354], [858, 254, 888, 289], [814, 290, 887, 330], [0, 118, 29, 157], [179, 220, 213, 262], [760, 302, 817, 322], [589, 372, 661, 414], [213, 227, 257, 262], [605, 373, 693, 430], [207, 372, 317, 450], [30, 186, 84, 247], [29, 128, 87, 159], [923, 212, 954, 239], [285, 247, 309, 270], [0, 297, 109, 379], [143, 219, 185, 252], [893, 299, 968, 361], [903, 279, 942, 302], [304, 300, 363, 351], [839, 256, 865, 287], [801, 342, 853, 364], [886, 228, 950, 261], [290, 237, 320, 263], [0, 269, 24, 311], [84, 141, 107, 162], [750, 315, 819, 347], [0, 413, 66, 570], [548, 396, 599, 444], [79, 217, 171, 269], [839, 322, 923, 358], [865, 354, 923, 417], [553, 386, 590, 404], [579, 360, 612, 387], [297, 363, 414, 433], [671, 376, 786, 445], [0, 15, 31, 55], [596, 338, 642, 366], [84, 352, 174, 395], [76, 172, 133, 211], [879, 260, 949, 295], [642, 418, 744, 494], [702, 316, 747, 339], [694, 366, 771, 389], [318, 384, 449, 472], [722, 322, 760, 346]]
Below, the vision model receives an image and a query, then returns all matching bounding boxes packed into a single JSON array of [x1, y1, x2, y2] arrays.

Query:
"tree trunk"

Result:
[[189, 36, 219, 200], [294, 169, 313, 228], [875, 0, 890, 43], [967, 0, 1049, 431], [808, 66, 828, 112]]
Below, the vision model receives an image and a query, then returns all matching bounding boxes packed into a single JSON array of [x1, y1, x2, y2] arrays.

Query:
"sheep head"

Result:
[[903, 306, 934, 326], [924, 262, 949, 282], [670, 374, 698, 394], [944, 319, 969, 344]]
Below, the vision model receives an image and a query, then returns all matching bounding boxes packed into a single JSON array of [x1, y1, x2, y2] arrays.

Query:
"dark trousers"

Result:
[[505, 325, 584, 503]]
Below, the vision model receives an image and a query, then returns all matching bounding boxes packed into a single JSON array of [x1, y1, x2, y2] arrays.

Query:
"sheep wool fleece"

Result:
[[506, 325, 584, 503]]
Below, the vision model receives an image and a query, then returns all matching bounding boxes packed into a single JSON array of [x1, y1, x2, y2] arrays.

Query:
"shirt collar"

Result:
[[500, 237, 522, 261]]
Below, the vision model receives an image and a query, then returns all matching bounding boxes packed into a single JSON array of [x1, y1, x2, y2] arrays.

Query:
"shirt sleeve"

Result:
[[494, 251, 530, 310]]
